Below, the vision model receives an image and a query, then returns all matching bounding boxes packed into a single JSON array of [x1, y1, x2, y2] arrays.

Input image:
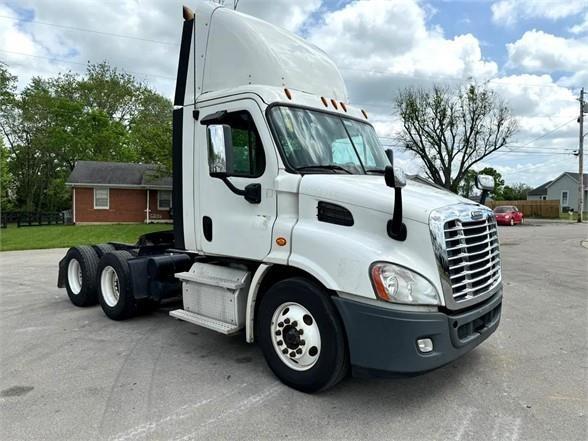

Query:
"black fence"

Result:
[[1, 212, 66, 228]]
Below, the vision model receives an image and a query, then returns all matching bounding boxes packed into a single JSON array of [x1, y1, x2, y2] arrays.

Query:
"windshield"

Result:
[[268, 106, 390, 174], [494, 206, 513, 213]]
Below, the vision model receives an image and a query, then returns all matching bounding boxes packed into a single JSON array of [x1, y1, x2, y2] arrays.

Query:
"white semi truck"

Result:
[[58, 2, 502, 392]]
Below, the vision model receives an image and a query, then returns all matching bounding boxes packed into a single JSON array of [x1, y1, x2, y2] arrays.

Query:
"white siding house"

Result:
[[528, 172, 588, 212]]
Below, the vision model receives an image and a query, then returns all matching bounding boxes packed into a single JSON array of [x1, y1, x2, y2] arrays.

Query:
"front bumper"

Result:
[[333, 290, 502, 377]]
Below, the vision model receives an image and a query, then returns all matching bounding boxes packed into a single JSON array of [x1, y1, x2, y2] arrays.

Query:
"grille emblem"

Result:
[[470, 210, 483, 220]]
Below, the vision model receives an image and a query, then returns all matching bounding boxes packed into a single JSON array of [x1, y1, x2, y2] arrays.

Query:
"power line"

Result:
[[339, 67, 579, 90], [0, 49, 176, 81], [0, 15, 580, 92], [0, 15, 178, 46], [491, 118, 578, 159]]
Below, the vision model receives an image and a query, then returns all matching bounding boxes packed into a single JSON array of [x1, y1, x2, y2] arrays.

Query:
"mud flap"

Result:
[[57, 256, 67, 288]]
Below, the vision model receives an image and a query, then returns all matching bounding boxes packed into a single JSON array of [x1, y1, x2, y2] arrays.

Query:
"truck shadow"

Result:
[[151, 304, 486, 407]]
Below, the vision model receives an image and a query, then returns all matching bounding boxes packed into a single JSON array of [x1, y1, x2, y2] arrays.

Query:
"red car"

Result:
[[494, 205, 524, 226]]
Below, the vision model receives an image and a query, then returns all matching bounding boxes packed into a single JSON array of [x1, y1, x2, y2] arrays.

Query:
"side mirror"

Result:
[[207, 124, 233, 177], [476, 174, 494, 191], [385, 148, 394, 166], [384, 166, 406, 189]]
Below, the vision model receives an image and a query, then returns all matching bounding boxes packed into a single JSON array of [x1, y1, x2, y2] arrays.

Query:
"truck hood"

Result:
[[298, 174, 479, 224]]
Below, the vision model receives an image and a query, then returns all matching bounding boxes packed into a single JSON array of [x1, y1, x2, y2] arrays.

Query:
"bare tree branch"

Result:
[[394, 83, 517, 192]]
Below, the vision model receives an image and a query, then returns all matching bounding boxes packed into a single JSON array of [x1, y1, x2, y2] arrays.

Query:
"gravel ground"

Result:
[[0, 222, 586, 441]]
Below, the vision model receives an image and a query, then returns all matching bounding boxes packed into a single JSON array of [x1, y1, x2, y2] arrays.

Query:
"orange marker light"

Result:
[[276, 237, 287, 247], [284, 88, 292, 100], [371, 265, 390, 301], [331, 99, 338, 109], [361, 109, 368, 119]]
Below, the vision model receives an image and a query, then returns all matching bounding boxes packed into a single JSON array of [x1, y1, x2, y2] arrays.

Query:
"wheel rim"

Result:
[[101, 266, 120, 307], [67, 258, 82, 295], [270, 302, 321, 371]]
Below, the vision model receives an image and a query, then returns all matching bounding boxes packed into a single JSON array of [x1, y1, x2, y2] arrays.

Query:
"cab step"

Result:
[[170, 309, 241, 335]]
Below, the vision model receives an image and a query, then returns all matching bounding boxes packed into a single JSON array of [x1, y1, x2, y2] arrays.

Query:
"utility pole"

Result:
[[578, 88, 585, 223]]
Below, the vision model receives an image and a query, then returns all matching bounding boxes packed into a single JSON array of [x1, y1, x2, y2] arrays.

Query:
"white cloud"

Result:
[[0, 0, 581, 187], [307, 0, 497, 111], [483, 74, 580, 186], [491, 0, 587, 26], [237, 0, 320, 32], [507, 30, 588, 75], [0, 0, 321, 98], [569, 12, 588, 35]]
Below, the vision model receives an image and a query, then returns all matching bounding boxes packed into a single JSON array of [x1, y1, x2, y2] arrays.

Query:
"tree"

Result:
[[502, 183, 532, 201], [459, 167, 504, 199], [0, 137, 13, 212], [395, 83, 517, 192], [0, 62, 172, 213]]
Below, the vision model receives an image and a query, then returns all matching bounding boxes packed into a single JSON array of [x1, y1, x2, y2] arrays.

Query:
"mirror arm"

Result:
[[479, 189, 489, 205], [212, 174, 261, 204], [384, 166, 407, 241], [387, 188, 407, 241]]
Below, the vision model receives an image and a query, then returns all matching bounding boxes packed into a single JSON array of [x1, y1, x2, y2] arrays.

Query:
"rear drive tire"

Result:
[[256, 277, 349, 393], [64, 246, 100, 307], [93, 243, 115, 258], [97, 250, 136, 320]]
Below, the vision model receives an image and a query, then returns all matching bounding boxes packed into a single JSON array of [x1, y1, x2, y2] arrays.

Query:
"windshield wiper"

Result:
[[365, 168, 385, 174], [295, 165, 353, 174]]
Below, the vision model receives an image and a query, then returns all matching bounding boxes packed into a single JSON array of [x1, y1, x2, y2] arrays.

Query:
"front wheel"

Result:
[[256, 277, 349, 393]]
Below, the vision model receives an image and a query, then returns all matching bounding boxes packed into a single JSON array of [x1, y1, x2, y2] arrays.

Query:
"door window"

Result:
[[216, 111, 266, 178]]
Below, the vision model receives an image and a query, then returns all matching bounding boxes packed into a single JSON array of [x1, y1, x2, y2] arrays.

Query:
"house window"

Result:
[[157, 190, 171, 210], [561, 191, 568, 207], [94, 188, 109, 209], [541, 196, 546, 200]]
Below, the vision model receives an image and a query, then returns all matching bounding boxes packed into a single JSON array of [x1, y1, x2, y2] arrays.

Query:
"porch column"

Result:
[[146, 189, 150, 223], [73, 187, 76, 224]]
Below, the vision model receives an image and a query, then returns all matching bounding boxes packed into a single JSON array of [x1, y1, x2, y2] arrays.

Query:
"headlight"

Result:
[[370, 262, 440, 305]]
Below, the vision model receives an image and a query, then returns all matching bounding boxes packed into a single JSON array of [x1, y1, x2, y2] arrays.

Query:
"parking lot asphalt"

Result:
[[1, 222, 587, 441]]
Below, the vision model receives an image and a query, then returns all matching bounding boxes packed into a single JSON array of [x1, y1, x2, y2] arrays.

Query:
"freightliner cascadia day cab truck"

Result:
[[58, 2, 503, 392]]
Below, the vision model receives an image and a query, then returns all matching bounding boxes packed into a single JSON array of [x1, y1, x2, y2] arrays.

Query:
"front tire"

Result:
[[64, 246, 100, 307], [256, 277, 349, 393], [97, 251, 136, 320]]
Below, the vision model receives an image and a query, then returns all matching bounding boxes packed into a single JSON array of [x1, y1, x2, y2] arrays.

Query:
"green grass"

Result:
[[0, 223, 171, 252], [558, 212, 588, 221]]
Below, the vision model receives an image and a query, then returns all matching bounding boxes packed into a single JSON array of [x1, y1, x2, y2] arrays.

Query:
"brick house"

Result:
[[67, 161, 172, 224]]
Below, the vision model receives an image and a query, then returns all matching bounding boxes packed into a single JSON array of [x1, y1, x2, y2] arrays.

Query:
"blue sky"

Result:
[[1, 0, 586, 187]]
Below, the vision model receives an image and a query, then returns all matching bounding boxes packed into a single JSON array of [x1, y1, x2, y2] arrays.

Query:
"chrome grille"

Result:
[[430, 205, 502, 310], [444, 218, 500, 302]]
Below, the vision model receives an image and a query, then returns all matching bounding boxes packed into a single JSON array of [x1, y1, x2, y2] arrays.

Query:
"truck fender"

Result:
[[245, 263, 272, 343]]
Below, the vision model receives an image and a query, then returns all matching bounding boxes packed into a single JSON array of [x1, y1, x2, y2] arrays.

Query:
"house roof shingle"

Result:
[[529, 172, 588, 196], [528, 180, 552, 196], [67, 161, 172, 189], [564, 172, 588, 187]]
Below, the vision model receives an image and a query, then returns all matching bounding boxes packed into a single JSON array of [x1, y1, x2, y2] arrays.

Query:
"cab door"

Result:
[[196, 99, 278, 260]]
